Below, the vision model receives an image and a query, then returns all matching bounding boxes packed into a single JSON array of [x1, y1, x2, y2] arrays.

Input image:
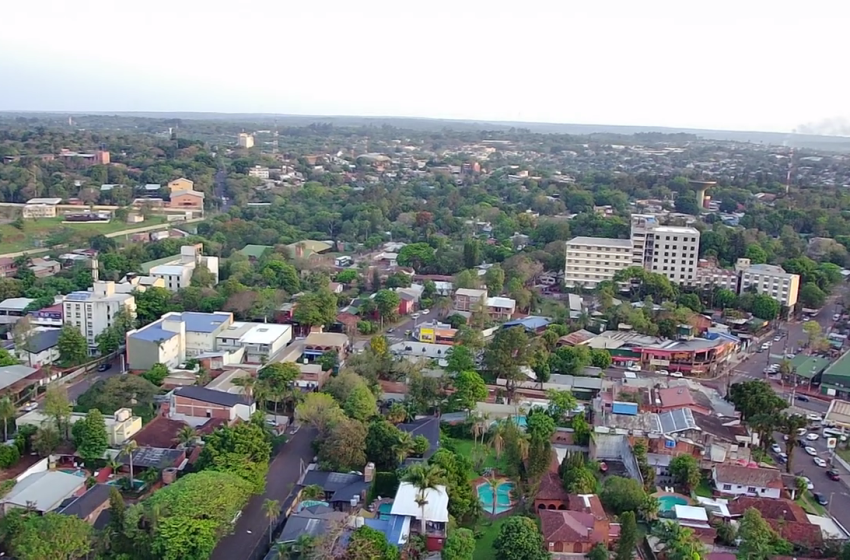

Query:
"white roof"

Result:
[[390, 483, 449, 523], [486, 296, 516, 309], [0, 365, 38, 391], [25, 197, 62, 205], [567, 236, 633, 248], [674, 505, 709, 522], [227, 322, 291, 345], [653, 226, 700, 235], [455, 288, 486, 298], [150, 264, 188, 276], [3, 471, 85, 512], [0, 297, 35, 311]]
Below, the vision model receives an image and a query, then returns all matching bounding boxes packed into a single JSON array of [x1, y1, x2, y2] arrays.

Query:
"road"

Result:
[[385, 309, 438, 345], [30, 354, 126, 411], [215, 168, 232, 213], [210, 428, 316, 560]]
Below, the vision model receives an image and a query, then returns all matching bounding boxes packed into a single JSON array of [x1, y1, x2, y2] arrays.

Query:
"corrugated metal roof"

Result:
[[611, 401, 638, 416]]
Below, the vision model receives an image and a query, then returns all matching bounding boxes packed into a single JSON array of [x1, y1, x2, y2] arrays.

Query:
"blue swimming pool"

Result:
[[478, 481, 515, 515], [658, 495, 689, 512], [513, 416, 528, 428], [377, 502, 393, 520]]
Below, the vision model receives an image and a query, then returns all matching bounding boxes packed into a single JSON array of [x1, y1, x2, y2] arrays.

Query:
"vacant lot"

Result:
[[0, 216, 167, 253]]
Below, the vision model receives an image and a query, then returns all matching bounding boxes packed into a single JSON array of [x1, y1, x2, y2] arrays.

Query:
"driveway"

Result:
[[210, 428, 316, 560]]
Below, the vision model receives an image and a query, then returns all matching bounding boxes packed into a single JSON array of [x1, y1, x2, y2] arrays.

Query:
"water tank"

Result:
[[162, 467, 178, 485], [355, 516, 365, 528], [350, 497, 358, 508]]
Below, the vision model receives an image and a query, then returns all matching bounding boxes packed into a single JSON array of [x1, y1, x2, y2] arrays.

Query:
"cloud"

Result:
[[797, 117, 850, 137]]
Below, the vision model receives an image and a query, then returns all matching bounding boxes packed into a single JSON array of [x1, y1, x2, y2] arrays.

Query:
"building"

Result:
[[237, 133, 254, 148], [28, 303, 63, 328], [215, 322, 293, 363], [390, 482, 449, 551], [169, 190, 205, 212], [736, 259, 800, 309], [694, 261, 740, 291], [453, 288, 487, 312], [16, 328, 61, 368], [22, 197, 62, 219], [126, 311, 231, 370], [302, 332, 350, 362], [2, 471, 87, 514], [149, 245, 219, 292], [57, 483, 113, 528], [294, 363, 332, 391], [248, 166, 270, 179], [0, 364, 41, 399], [62, 281, 136, 349], [486, 296, 517, 320], [167, 178, 194, 193], [169, 386, 255, 425], [16, 408, 141, 446], [819, 352, 850, 398], [712, 465, 782, 499], [645, 226, 700, 286], [0, 297, 35, 326], [564, 236, 633, 289], [539, 494, 619, 554]]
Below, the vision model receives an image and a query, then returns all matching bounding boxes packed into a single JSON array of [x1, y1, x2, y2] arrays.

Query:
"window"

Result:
[[723, 484, 732, 490], [747, 486, 757, 493]]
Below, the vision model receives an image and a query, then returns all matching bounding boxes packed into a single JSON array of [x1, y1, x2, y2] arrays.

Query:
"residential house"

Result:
[[453, 288, 487, 312], [169, 190, 205, 212], [16, 328, 61, 368], [712, 465, 783, 499], [169, 385, 256, 425], [16, 408, 141, 447], [300, 463, 375, 511], [125, 311, 233, 370], [486, 296, 517, 320], [57, 483, 113, 528], [215, 322, 292, 363], [22, 197, 62, 219], [131, 415, 192, 448], [302, 332, 350, 362], [0, 364, 41, 401], [725, 496, 823, 550], [539, 494, 619, 554], [2, 471, 87, 514], [0, 297, 35, 326], [502, 316, 550, 333], [267, 504, 347, 557], [295, 363, 332, 391], [397, 417, 440, 463], [390, 482, 449, 551], [149, 245, 219, 292], [239, 244, 272, 262], [167, 177, 194, 193], [285, 240, 333, 259]]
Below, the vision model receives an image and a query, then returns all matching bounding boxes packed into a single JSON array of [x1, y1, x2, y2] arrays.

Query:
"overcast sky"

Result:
[[1, 0, 848, 133]]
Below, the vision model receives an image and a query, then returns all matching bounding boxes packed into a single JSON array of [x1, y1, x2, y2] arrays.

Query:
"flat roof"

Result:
[[653, 226, 699, 234], [179, 312, 232, 333], [150, 264, 188, 276], [129, 325, 179, 343], [455, 288, 487, 297], [0, 365, 38, 391], [304, 332, 349, 347], [390, 482, 449, 523], [0, 297, 35, 311], [218, 322, 290, 345], [487, 296, 516, 308], [25, 197, 62, 205], [567, 236, 632, 248]]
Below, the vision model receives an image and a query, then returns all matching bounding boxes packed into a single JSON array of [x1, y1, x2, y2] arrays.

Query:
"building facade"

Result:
[[62, 282, 136, 349], [564, 236, 633, 289], [237, 133, 254, 148], [646, 226, 700, 286], [735, 259, 800, 308], [149, 245, 219, 292]]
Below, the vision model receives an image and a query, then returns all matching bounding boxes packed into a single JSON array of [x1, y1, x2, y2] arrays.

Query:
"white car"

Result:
[[670, 371, 684, 378], [805, 446, 818, 456], [774, 335, 782, 342], [421, 309, 431, 315], [626, 365, 641, 372], [655, 369, 669, 376], [801, 476, 814, 490], [771, 443, 782, 453], [21, 402, 38, 412], [834, 314, 841, 322], [814, 457, 828, 468], [807, 413, 823, 422], [797, 428, 808, 436], [785, 353, 796, 359], [411, 312, 421, 319], [806, 433, 820, 441]]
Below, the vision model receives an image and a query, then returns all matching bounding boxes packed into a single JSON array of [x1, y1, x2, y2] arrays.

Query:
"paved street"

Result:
[[210, 427, 316, 560], [386, 309, 438, 345]]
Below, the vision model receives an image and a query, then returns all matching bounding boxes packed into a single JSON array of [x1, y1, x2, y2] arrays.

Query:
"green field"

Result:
[[473, 517, 510, 560], [0, 216, 168, 253]]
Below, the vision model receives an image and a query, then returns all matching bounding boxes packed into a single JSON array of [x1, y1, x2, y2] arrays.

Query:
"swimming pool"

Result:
[[478, 481, 515, 514], [513, 416, 528, 428], [377, 502, 393, 520], [657, 495, 689, 512], [59, 469, 86, 478]]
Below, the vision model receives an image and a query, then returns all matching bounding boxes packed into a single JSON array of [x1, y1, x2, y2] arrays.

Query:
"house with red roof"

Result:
[[539, 494, 619, 553]]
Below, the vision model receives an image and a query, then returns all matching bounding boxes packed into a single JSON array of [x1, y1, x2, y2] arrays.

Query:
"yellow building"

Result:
[[167, 177, 194, 194], [15, 407, 142, 447]]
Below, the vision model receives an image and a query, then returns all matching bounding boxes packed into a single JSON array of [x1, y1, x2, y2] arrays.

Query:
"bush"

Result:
[[0, 444, 20, 468], [370, 471, 400, 502]]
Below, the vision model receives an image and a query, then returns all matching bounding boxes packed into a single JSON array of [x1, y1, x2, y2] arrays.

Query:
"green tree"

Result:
[[7, 511, 93, 560], [43, 385, 72, 439], [589, 348, 612, 369], [443, 528, 476, 560], [449, 370, 487, 412], [95, 327, 121, 356], [374, 289, 401, 326], [546, 389, 577, 424], [0, 396, 16, 442], [292, 290, 338, 329], [75, 375, 160, 423], [365, 419, 405, 470], [668, 454, 701, 492], [123, 471, 252, 560], [744, 244, 768, 264], [483, 327, 531, 402], [778, 413, 809, 474], [653, 521, 707, 560], [799, 282, 827, 309], [71, 409, 109, 464], [141, 363, 169, 386], [195, 422, 272, 493], [344, 525, 400, 560], [318, 417, 368, 472], [344, 383, 378, 421], [484, 265, 505, 293], [802, 320, 822, 346], [32, 426, 60, 456], [714, 288, 738, 309], [262, 499, 280, 546], [728, 380, 787, 421], [0, 348, 18, 366], [751, 294, 780, 320], [445, 345, 476, 375], [295, 393, 344, 439], [736, 507, 790, 560], [494, 516, 551, 560], [401, 463, 447, 535], [600, 476, 648, 516], [397, 243, 435, 270], [586, 543, 609, 560], [57, 324, 88, 366], [0, 444, 20, 468], [616, 511, 637, 560]]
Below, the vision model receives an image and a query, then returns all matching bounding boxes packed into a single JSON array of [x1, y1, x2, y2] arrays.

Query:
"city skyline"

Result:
[[2, 0, 849, 135]]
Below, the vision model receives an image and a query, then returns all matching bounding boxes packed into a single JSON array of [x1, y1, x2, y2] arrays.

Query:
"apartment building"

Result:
[[736, 259, 800, 308], [248, 166, 270, 179], [149, 245, 219, 292], [646, 226, 700, 286], [630, 214, 659, 267], [453, 288, 488, 312], [237, 133, 254, 148], [564, 236, 633, 289], [694, 260, 739, 291], [22, 198, 62, 219], [62, 282, 136, 350]]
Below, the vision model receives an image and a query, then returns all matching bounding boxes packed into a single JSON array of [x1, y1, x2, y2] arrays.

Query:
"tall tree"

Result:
[[56, 324, 88, 366], [262, 499, 280, 545], [483, 327, 531, 403], [668, 454, 701, 492], [71, 408, 109, 464], [494, 516, 550, 560], [0, 396, 16, 441], [778, 413, 808, 474], [43, 385, 72, 439], [616, 511, 637, 560], [7, 511, 93, 560], [401, 463, 447, 535], [736, 507, 790, 560], [195, 422, 272, 493], [449, 370, 488, 412]]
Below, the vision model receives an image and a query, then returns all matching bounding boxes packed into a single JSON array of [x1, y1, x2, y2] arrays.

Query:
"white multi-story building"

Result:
[[564, 236, 633, 289], [646, 226, 700, 286], [237, 133, 254, 149], [247, 166, 270, 179], [62, 281, 136, 350], [694, 263, 739, 291], [735, 259, 800, 308], [149, 245, 220, 292]]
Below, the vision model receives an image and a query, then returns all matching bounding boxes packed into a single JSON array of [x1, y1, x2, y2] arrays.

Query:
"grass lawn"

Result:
[[836, 447, 850, 464], [449, 438, 507, 478], [694, 478, 713, 498], [473, 517, 510, 560], [0, 215, 167, 253], [798, 491, 827, 516]]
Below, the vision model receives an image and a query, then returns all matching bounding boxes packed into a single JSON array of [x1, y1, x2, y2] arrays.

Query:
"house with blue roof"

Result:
[[126, 311, 233, 370], [502, 316, 552, 333]]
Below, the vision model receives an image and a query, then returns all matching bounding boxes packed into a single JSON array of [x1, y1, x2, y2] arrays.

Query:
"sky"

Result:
[[1, 0, 849, 134]]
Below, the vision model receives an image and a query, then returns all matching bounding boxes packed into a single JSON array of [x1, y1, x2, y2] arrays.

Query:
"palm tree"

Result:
[[174, 425, 197, 447], [120, 440, 138, 484], [393, 432, 415, 467], [779, 413, 808, 474], [263, 499, 280, 545], [748, 413, 776, 451], [0, 397, 15, 442], [300, 484, 326, 501], [276, 534, 315, 560], [489, 420, 508, 459], [401, 463, 447, 535], [487, 475, 500, 516], [652, 521, 706, 560]]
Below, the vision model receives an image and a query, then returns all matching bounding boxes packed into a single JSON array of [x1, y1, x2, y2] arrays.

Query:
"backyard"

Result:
[[0, 215, 167, 253], [448, 438, 508, 479], [473, 517, 510, 560]]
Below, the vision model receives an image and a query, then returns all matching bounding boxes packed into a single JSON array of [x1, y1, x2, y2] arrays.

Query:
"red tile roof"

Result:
[[539, 510, 599, 543], [567, 494, 606, 519], [657, 386, 696, 408], [714, 465, 783, 489], [537, 472, 569, 502], [131, 416, 188, 448], [767, 519, 823, 549], [726, 497, 808, 522]]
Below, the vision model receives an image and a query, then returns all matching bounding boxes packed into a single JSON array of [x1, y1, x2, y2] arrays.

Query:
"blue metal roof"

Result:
[[364, 515, 408, 547], [611, 401, 639, 416], [129, 326, 178, 343], [502, 316, 551, 330], [179, 312, 230, 333]]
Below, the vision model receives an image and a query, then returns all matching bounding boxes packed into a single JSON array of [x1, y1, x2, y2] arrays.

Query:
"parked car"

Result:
[[655, 370, 669, 376], [805, 446, 818, 456], [669, 371, 684, 378], [828, 469, 841, 481], [774, 335, 782, 342], [814, 457, 828, 468], [421, 309, 431, 315], [800, 476, 814, 489], [97, 363, 112, 372], [806, 433, 820, 441], [796, 395, 810, 402], [771, 443, 782, 454], [785, 353, 796, 359], [807, 413, 823, 422], [21, 402, 38, 412], [777, 453, 788, 463], [814, 492, 830, 506], [797, 428, 808, 436], [626, 365, 641, 372]]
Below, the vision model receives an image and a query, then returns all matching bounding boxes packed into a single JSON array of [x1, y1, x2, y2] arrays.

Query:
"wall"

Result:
[[126, 336, 161, 371], [173, 395, 234, 422], [15, 457, 48, 482]]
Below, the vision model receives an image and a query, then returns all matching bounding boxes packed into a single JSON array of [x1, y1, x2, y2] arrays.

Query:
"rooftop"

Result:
[[585, 330, 662, 350], [788, 354, 831, 379], [239, 244, 272, 259], [150, 264, 188, 276], [125, 447, 186, 469], [567, 236, 632, 248], [304, 332, 349, 348], [486, 296, 516, 309], [131, 416, 188, 448], [454, 288, 487, 298], [822, 350, 850, 381], [22, 328, 61, 354], [653, 225, 700, 234], [25, 197, 62, 205], [176, 312, 232, 333], [726, 496, 808, 522], [0, 365, 38, 392], [713, 465, 782, 488], [539, 509, 600, 543], [57, 483, 112, 523], [300, 470, 369, 502], [0, 297, 35, 311], [825, 399, 850, 428], [218, 322, 291, 345], [657, 387, 696, 408], [174, 385, 251, 407], [129, 325, 179, 343], [391, 483, 449, 523], [3, 471, 86, 512]]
